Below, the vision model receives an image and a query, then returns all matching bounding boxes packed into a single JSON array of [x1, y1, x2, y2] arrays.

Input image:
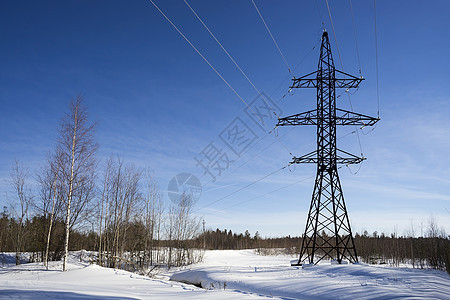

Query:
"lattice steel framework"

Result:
[[277, 31, 379, 265]]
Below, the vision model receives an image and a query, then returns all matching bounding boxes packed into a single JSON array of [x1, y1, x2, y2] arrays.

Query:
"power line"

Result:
[[271, 40, 320, 97], [183, 0, 291, 126], [148, 0, 258, 123], [183, 0, 261, 96], [325, 0, 364, 157], [205, 125, 298, 188], [374, 0, 380, 117], [193, 164, 289, 213], [197, 42, 319, 190], [325, 0, 343, 71], [314, 0, 326, 28], [251, 0, 292, 73], [178, 0, 294, 157], [203, 164, 347, 216], [349, 0, 362, 75], [210, 174, 315, 214]]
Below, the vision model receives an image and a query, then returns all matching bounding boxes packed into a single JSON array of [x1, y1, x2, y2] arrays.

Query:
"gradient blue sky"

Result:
[[1, 0, 449, 237]]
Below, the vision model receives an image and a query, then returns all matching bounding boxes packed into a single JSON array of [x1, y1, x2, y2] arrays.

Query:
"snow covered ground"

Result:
[[0, 250, 449, 299]]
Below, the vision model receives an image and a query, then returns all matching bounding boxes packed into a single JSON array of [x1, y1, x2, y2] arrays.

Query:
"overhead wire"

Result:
[[355, 0, 381, 136], [209, 174, 315, 214], [178, 0, 304, 204], [198, 41, 319, 189], [251, 0, 292, 74], [358, 0, 381, 136], [183, 0, 261, 95], [181, 0, 295, 155], [205, 124, 298, 188], [325, 0, 364, 158], [148, 0, 253, 114], [203, 164, 346, 216], [149, 0, 294, 159], [197, 1, 381, 212], [314, 0, 326, 29], [197, 40, 319, 189], [374, 0, 380, 118], [349, 0, 362, 75], [271, 40, 320, 97], [193, 164, 290, 213], [173, 1, 320, 207], [151, 0, 366, 212]]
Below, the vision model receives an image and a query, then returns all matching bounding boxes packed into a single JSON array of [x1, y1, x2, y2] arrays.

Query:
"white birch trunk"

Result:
[[62, 107, 78, 272]]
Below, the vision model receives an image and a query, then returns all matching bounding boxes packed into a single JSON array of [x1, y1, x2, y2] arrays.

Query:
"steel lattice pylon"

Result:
[[277, 31, 379, 265]]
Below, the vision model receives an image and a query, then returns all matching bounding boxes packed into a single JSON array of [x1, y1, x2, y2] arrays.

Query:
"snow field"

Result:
[[0, 250, 449, 299]]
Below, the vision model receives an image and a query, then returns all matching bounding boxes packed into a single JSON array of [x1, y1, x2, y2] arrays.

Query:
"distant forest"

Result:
[[2, 97, 449, 275], [1, 209, 449, 275]]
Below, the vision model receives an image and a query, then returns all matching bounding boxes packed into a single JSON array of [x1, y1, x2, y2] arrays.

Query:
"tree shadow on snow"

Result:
[[0, 290, 138, 300]]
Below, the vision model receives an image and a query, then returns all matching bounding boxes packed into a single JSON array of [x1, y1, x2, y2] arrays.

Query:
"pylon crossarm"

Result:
[[335, 157, 364, 165], [334, 69, 364, 89], [290, 70, 363, 89], [276, 109, 318, 126], [277, 108, 379, 127], [337, 148, 365, 164], [336, 109, 379, 126], [290, 70, 319, 88], [289, 150, 317, 164], [289, 149, 365, 165]]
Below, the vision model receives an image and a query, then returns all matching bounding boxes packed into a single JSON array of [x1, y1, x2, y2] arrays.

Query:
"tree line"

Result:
[[2, 96, 202, 272], [2, 96, 449, 275]]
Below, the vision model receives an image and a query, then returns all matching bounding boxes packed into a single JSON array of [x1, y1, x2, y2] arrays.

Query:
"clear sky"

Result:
[[1, 0, 449, 237]]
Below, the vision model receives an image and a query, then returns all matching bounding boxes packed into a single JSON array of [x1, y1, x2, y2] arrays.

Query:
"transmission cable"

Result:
[[374, 0, 380, 118], [314, 0, 326, 29], [204, 124, 297, 188], [251, 0, 292, 74], [209, 174, 315, 214], [349, 0, 362, 75], [198, 41, 319, 189], [183, 0, 261, 96], [198, 41, 318, 189], [271, 40, 320, 97], [204, 164, 347, 215], [357, 0, 381, 137], [325, 0, 364, 158], [193, 164, 289, 213], [179, 0, 294, 157], [148, 0, 256, 113], [183, 0, 279, 117]]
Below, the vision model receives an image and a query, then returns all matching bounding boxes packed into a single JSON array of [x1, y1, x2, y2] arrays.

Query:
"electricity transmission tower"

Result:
[[277, 30, 379, 265]]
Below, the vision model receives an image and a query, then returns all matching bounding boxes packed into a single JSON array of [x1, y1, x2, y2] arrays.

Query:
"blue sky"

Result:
[[1, 0, 449, 237]]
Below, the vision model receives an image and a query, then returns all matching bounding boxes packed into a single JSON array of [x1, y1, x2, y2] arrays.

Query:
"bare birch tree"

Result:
[[36, 156, 63, 268], [143, 171, 164, 267], [55, 96, 98, 271], [98, 157, 114, 267], [165, 192, 202, 268], [100, 157, 142, 268], [10, 160, 33, 265]]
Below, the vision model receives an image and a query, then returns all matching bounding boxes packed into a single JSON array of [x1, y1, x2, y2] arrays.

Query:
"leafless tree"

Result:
[[10, 160, 33, 265], [166, 191, 202, 268], [55, 96, 98, 271], [98, 157, 114, 267], [142, 171, 164, 267], [100, 157, 142, 268], [36, 155, 63, 268]]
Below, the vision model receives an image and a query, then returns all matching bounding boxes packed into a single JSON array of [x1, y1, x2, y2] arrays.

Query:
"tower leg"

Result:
[[293, 166, 358, 265]]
